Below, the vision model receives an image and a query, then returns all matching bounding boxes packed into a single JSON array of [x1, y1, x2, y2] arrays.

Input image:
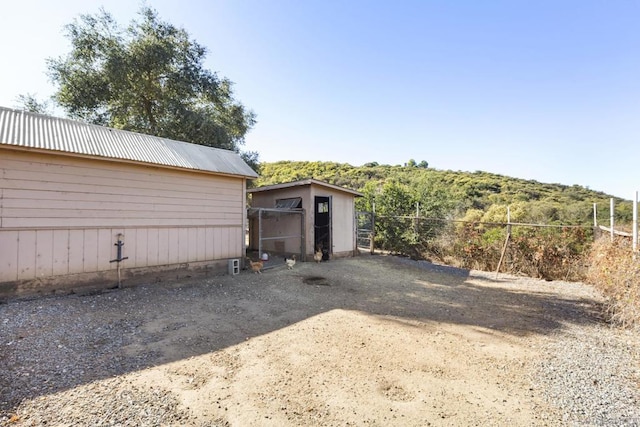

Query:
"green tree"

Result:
[[46, 6, 256, 155], [373, 181, 419, 255], [16, 94, 50, 114]]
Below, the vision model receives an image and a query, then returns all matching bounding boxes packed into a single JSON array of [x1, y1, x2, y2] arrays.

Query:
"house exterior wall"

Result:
[[0, 149, 246, 297], [249, 184, 357, 259]]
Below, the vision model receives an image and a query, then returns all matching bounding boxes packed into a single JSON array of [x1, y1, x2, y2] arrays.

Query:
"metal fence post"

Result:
[[633, 191, 638, 259]]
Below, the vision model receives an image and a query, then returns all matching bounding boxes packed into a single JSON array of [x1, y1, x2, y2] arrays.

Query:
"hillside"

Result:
[[256, 161, 632, 225]]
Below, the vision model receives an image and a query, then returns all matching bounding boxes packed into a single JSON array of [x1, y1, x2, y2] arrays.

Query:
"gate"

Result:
[[356, 211, 375, 253]]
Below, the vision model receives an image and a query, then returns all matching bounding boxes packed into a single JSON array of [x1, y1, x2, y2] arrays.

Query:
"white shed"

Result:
[[248, 179, 362, 260], [0, 107, 257, 298]]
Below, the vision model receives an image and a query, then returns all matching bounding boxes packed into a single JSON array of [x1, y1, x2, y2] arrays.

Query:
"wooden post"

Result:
[[496, 206, 512, 278], [593, 202, 598, 240], [610, 198, 615, 242]]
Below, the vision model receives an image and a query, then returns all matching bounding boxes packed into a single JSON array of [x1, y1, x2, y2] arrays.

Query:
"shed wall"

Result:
[[308, 187, 357, 257], [249, 184, 357, 258], [0, 149, 245, 288], [321, 190, 356, 256]]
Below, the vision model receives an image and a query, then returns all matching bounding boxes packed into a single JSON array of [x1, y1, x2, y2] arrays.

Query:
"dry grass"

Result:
[[585, 237, 640, 328], [432, 223, 590, 282]]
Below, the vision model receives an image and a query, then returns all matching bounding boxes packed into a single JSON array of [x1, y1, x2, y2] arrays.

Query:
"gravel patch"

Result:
[[533, 324, 640, 426]]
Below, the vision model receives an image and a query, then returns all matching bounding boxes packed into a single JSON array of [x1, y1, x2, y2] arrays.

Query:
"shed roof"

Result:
[[248, 179, 363, 197], [0, 106, 258, 178]]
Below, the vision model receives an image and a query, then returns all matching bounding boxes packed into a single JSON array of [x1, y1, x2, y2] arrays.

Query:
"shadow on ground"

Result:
[[0, 253, 605, 413]]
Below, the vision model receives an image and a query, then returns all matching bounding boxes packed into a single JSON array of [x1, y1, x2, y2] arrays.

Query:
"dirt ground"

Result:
[[2, 253, 610, 426]]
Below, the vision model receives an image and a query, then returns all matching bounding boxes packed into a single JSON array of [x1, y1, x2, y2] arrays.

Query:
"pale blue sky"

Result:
[[1, 1, 638, 199]]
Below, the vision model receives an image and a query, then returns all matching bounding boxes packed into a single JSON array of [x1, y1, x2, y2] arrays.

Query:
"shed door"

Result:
[[314, 196, 331, 260]]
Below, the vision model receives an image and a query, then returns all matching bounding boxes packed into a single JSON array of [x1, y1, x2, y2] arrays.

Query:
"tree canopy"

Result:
[[46, 7, 256, 156], [16, 94, 50, 115]]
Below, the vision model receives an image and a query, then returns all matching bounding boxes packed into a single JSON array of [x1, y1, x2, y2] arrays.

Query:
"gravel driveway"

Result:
[[1, 254, 639, 426]]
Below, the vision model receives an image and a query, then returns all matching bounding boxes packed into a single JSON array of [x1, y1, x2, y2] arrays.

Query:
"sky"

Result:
[[1, 1, 638, 200]]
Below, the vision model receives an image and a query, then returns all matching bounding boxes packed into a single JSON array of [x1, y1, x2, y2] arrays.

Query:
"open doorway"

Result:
[[314, 196, 331, 260]]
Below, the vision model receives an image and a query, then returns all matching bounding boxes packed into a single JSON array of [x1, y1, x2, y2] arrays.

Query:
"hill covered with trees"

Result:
[[256, 160, 632, 225]]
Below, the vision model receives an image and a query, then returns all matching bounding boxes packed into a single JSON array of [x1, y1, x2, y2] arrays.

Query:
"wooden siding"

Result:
[[0, 149, 246, 284], [1, 151, 242, 228]]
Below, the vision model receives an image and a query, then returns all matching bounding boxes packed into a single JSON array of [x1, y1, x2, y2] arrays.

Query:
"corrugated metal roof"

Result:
[[248, 179, 363, 196], [0, 106, 258, 178]]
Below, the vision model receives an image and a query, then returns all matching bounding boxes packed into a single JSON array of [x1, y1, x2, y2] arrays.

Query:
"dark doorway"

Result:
[[314, 196, 331, 260]]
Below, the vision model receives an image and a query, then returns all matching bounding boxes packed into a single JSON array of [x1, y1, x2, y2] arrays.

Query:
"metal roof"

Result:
[[248, 179, 363, 197], [0, 106, 258, 178]]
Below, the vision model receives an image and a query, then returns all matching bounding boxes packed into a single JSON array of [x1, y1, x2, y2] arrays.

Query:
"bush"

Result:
[[372, 214, 594, 281], [504, 227, 590, 281], [585, 238, 640, 328], [448, 222, 504, 271]]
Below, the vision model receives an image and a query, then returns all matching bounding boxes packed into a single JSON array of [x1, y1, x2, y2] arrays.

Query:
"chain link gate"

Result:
[[356, 211, 375, 254]]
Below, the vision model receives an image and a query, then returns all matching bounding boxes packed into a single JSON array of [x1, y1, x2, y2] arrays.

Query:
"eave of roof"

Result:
[[248, 178, 363, 197], [0, 106, 258, 179]]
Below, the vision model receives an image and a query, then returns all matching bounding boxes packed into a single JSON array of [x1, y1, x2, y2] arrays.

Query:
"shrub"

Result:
[[506, 227, 590, 281], [585, 238, 640, 328]]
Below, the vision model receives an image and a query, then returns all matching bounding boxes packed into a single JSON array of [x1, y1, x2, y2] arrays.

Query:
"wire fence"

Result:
[[366, 215, 594, 281]]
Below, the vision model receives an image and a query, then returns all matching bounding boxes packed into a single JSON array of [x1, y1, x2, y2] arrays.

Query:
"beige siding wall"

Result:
[[0, 149, 245, 284]]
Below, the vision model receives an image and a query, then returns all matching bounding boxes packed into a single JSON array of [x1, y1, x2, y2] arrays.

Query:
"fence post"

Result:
[[633, 191, 638, 259], [496, 206, 512, 278], [610, 198, 615, 242], [370, 206, 376, 255], [414, 202, 420, 239], [593, 203, 598, 240]]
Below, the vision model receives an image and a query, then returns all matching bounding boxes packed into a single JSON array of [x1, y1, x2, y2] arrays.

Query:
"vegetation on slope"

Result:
[[256, 160, 632, 225]]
